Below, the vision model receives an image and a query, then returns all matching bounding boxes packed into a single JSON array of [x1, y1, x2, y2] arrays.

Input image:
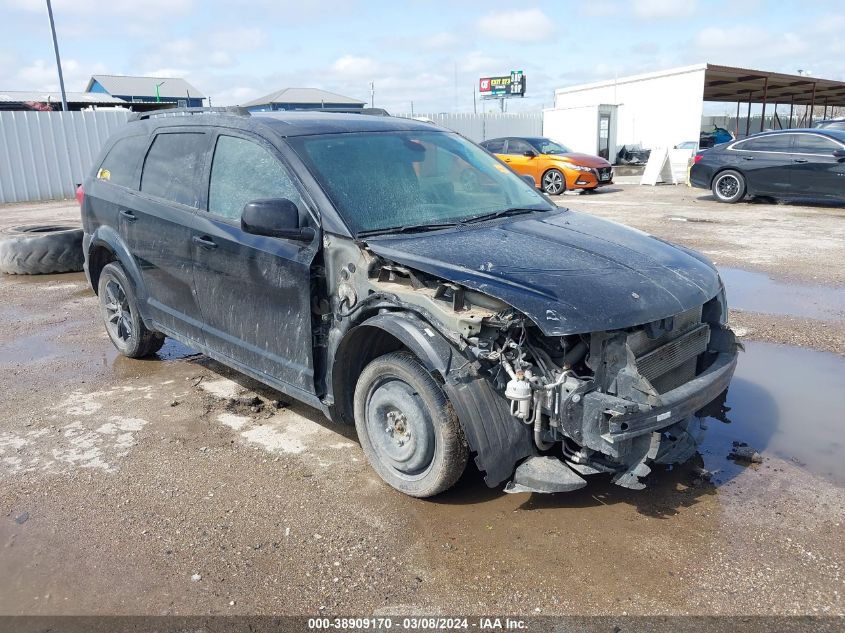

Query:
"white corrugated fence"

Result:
[[395, 112, 544, 143], [0, 109, 544, 204], [0, 110, 130, 204]]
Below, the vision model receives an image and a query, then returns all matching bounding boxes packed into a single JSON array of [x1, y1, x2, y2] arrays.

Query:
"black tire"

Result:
[[354, 351, 468, 498], [541, 168, 565, 195], [0, 224, 83, 275], [97, 262, 165, 358], [711, 170, 746, 203]]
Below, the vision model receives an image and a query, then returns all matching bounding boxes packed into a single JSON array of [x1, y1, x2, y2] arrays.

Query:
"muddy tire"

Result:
[[0, 224, 84, 275], [353, 351, 468, 498], [98, 262, 165, 358], [711, 170, 746, 203], [541, 168, 565, 195]]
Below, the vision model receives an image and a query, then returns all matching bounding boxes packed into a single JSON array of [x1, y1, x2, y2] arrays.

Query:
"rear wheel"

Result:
[[712, 170, 746, 203], [353, 351, 468, 498], [98, 262, 165, 358], [541, 168, 565, 195]]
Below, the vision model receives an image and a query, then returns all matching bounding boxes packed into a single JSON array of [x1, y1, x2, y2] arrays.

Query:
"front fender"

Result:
[[358, 312, 535, 487]]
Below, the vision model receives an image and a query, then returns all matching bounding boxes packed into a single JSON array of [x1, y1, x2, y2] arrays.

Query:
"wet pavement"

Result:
[[700, 341, 845, 486], [719, 267, 845, 321], [1, 195, 844, 617]]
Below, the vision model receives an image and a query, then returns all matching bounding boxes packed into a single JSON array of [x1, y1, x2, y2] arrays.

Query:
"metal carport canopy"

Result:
[[703, 63, 845, 107]]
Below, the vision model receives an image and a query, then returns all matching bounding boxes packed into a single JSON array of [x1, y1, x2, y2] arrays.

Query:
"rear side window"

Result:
[[483, 139, 505, 153], [207, 135, 304, 222], [97, 135, 148, 188], [140, 132, 206, 206], [740, 135, 792, 152], [505, 139, 533, 155], [793, 134, 840, 154]]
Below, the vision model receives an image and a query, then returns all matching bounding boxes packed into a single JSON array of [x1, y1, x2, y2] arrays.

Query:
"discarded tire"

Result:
[[0, 224, 84, 275]]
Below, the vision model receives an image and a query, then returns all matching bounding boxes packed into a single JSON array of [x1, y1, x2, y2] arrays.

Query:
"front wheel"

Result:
[[353, 351, 468, 498], [712, 170, 746, 203], [98, 262, 165, 358], [541, 168, 565, 195]]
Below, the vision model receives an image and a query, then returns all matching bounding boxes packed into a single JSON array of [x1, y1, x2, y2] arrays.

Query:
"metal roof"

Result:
[[0, 90, 128, 104], [86, 75, 205, 98], [704, 64, 845, 107], [243, 87, 365, 107], [555, 63, 845, 107]]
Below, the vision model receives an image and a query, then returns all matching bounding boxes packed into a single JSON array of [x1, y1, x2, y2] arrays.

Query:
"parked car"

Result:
[[699, 125, 734, 149], [479, 137, 613, 195], [80, 109, 738, 497], [690, 128, 845, 203], [814, 118, 845, 131]]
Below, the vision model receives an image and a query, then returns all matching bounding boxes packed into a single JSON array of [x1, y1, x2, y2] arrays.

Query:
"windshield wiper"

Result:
[[461, 207, 540, 224], [357, 220, 463, 238]]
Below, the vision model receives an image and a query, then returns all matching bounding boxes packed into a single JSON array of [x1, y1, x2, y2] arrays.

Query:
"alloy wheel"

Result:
[[103, 278, 133, 343], [543, 170, 564, 195]]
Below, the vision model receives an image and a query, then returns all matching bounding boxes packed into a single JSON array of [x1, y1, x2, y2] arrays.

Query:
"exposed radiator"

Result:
[[636, 323, 710, 391]]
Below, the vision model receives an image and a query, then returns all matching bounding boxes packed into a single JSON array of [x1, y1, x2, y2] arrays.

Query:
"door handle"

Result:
[[119, 209, 137, 221], [793, 158, 809, 163], [192, 235, 218, 249], [741, 156, 755, 161], [503, 158, 511, 162]]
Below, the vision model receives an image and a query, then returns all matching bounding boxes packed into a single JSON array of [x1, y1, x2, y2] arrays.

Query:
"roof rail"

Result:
[[129, 106, 251, 122]]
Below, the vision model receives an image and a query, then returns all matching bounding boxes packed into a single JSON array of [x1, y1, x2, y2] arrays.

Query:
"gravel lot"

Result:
[[1, 187, 843, 617]]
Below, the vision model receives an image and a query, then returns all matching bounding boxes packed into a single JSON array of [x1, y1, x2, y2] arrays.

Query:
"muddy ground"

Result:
[[1, 189, 843, 617]]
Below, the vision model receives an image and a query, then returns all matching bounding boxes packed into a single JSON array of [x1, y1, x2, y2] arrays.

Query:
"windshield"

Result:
[[288, 131, 554, 235], [528, 138, 572, 155]]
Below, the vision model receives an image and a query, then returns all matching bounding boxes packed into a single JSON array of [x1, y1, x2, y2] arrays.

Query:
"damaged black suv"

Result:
[[80, 108, 739, 497]]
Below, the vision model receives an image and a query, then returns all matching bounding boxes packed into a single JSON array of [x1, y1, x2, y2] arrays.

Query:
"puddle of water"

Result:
[[700, 341, 845, 486], [1, 271, 87, 287], [719, 267, 845, 321], [156, 338, 199, 361]]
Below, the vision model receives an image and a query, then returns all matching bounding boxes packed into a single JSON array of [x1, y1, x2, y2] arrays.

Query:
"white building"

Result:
[[544, 63, 845, 162]]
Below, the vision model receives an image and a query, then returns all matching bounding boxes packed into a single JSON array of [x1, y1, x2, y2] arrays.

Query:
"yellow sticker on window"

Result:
[[97, 168, 111, 181]]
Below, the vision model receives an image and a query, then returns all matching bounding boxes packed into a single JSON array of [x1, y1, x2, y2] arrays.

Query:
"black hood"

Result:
[[365, 210, 722, 336]]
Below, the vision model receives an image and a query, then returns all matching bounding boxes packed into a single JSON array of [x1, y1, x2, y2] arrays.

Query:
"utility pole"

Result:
[[410, 101, 414, 117], [369, 81, 374, 108], [45, 0, 68, 111]]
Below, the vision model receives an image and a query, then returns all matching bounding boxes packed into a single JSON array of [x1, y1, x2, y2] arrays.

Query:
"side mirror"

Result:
[[521, 175, 537, 188], [833, 148, 845, 159], [523, 150, 537, 158], [241, 198, 314, 241]]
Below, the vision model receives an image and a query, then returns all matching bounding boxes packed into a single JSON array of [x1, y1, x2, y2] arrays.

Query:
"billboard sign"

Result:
[[479, 70, 526, 98]]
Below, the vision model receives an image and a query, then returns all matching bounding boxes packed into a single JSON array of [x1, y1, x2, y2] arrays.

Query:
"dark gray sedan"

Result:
[[690, 129, 845, 203]]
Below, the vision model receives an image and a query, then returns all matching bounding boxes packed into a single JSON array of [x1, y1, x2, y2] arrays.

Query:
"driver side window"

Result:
[[208, 135, 304, 222]]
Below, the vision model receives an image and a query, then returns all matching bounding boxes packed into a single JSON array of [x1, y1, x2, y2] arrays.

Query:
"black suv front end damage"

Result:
[[324, 223, 739, 494]]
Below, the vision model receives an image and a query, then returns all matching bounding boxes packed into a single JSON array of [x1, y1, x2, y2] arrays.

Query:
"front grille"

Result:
[[636, 323, 710, 393]]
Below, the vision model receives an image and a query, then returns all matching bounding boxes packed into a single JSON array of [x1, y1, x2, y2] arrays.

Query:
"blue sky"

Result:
[[1, 0, 842, 114]]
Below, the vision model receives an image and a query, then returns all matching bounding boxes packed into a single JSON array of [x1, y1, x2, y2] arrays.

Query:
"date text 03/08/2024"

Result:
[[307, 617, 528, 630]]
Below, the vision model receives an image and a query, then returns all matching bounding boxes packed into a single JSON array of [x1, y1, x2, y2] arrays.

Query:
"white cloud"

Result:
[[476, 9, 556, 42], [632, 0, 696, 18], [331, 55, 380, 78], [12, 58, 108, 91], [458, 51, 504, 74], [420, 32, 459, 51], [691, 26, 809, 64], [209, 27, 268, 51]]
